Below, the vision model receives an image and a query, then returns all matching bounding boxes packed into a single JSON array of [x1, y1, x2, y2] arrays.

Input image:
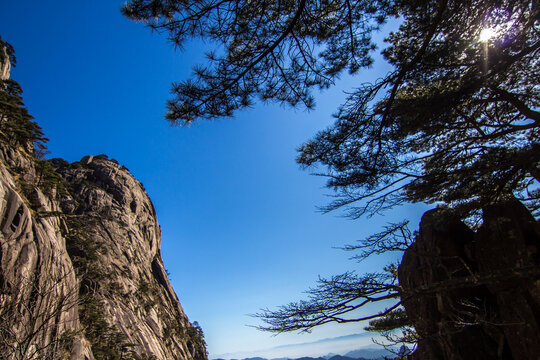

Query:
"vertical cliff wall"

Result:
[[0, 45, 207, 360], [0, 143, 92, 360], [55, 155, 208, 360]]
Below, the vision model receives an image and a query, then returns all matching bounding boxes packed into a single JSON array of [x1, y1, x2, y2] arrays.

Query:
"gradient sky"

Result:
[[0, 2, 429, 358]]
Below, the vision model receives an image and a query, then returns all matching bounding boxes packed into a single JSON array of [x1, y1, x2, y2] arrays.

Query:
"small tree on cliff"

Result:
[[0, 37, 47, 154], [123, 0, 539, 340]]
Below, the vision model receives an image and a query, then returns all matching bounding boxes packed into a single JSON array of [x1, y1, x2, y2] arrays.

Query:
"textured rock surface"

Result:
[[0, 52, 206, 359], [399, 201, 540, 360], [0, 46, 9, 80], [0, 143, 95, 360], [0, 150, 207, 359], [55, 155, 207, 360]]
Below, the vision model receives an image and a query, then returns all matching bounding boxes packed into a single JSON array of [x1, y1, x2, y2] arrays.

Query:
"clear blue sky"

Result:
[[0, 2, 429, 358]]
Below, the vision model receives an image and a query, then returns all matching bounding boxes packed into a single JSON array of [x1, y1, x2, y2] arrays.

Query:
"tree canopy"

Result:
[[299, 0, 539, 219], [123, 0, 539, 219], [123, 0, 394, 121]]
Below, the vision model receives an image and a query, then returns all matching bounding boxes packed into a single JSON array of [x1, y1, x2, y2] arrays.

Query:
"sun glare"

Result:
[[479, 28, 496, 42]]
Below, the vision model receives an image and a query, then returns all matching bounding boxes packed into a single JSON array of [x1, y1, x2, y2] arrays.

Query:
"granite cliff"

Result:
[[0, 44, 207, 359]]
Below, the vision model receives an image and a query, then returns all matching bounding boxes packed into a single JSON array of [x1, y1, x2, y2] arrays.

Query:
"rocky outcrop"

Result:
[[399, 201, 540, 360], [0, 49, 206, 360], [0, 147, 207, 360], [56, 155, 207, 360]]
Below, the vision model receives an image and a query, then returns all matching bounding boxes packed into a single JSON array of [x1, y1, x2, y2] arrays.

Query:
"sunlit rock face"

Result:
[[0, 46, 9, 80], [0, 51, 206, 360], [399, 201, 540, 360], [0, 145, 100, 360], [55, 155, 207, 360]]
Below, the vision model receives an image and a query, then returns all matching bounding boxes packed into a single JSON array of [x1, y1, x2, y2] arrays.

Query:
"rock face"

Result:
[[399, 201, 540, 360], [0, 144, 91, 360], [0, 147, 207, 360], [0, 45, 9, 80], [57, 155, 207, 360], [0, 51, 206, 360]]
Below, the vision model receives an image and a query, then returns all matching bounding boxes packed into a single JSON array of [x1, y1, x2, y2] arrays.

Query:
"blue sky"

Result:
[[0, 2, 428, 358]]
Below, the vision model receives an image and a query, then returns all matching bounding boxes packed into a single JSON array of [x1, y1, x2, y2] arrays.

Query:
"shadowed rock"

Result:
[[399, 201, 540, 360]]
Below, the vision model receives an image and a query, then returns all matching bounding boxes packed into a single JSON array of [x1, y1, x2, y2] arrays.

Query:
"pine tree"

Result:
[[0, 36, 48, 154], [122, 0, 539, 218]]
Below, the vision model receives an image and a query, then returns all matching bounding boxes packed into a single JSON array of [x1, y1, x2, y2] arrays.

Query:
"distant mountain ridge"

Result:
[[213, 347, 394, 360]]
